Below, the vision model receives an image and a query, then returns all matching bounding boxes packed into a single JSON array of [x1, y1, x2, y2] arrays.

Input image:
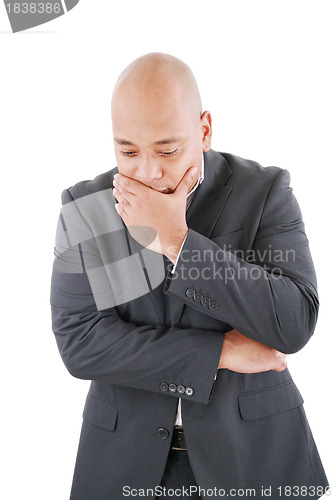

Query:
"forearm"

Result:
[[218, 329, 288, 373], [165, 229, 318, 354], [51, 269, 223, 404]]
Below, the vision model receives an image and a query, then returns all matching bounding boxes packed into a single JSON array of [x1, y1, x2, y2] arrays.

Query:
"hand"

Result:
[[218, 329, 287, 373], [113, 167, 198, 263]]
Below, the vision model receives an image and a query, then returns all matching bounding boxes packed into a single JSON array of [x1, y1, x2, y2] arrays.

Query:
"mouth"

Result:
[[156, 188, 174, 194]]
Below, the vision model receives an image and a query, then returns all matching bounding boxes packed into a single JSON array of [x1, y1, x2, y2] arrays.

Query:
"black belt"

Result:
[[171, 426, 187, 450]]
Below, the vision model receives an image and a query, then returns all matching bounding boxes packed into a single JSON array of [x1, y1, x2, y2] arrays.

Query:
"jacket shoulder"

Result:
[[213, 151, 291, 202], [61, 167, 117, 205], [219, 151, 283, 182]]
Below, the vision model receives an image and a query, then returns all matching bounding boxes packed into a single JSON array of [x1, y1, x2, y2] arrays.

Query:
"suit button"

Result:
[[185, 387, 194, 396], [193, 292, 203, 302], [185, 288, 195, 298], [169, 383, 177, 393], [200, 296, 210, 307], [157, 428, 169, 440], [177, 385, 185, 394], [209, 301, 219, 311], [160, 383, 169, 392]]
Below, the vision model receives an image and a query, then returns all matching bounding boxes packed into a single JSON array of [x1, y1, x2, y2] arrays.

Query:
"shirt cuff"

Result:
[[170, 233, 188, 274]]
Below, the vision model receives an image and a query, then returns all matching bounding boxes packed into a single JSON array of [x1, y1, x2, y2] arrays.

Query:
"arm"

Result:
[[165, 169, 319, 354], [218, 329, 287, 372], [51, 190, 223, 405]]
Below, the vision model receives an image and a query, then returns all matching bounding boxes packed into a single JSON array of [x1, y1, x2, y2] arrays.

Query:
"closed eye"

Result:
[[160, 149, 179, 157], [120, 148, 179, 158], [120, 151, 137, 157]]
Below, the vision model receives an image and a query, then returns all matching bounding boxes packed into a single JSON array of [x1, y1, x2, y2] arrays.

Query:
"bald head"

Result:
[[111, 52, 212, 194], [112, 52, 202, 122]]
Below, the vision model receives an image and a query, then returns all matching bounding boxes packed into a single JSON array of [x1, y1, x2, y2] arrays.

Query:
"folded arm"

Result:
[[165, 169, 319, 354], [51, 189, 224, 404]]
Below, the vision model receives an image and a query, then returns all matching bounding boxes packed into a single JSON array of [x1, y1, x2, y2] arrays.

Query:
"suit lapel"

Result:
[[169, 149, 234, 325], [186, 149, 233, 236]]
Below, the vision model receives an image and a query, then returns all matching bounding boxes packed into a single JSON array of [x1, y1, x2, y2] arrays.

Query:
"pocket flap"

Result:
[[83, 395, 118, 431], [238, 380, 304, 421]]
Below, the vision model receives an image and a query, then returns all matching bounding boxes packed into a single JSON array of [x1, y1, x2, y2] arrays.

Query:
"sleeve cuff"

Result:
[[170, 233, 189, 274]]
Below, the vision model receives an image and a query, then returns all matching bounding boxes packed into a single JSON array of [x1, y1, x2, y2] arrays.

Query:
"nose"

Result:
[[135, 155, 163, 186]]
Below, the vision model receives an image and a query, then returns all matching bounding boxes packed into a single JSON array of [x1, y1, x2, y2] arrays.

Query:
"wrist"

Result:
[[164, 228, 189, 264], [218, 330, 236, 369]]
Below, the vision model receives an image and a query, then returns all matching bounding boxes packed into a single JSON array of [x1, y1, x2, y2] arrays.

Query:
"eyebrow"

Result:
[[113, 138, 137, 146], [152, 136, 183, 146], [113, 136, 183, 147]]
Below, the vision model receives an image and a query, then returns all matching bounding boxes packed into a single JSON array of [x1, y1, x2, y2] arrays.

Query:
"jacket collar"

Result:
[[186, 149, 233, 237]]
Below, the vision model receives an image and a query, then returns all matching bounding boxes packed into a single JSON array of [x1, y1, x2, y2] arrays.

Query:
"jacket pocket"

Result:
[[82, 395, 119, 431], [238, 380, 304, 421]]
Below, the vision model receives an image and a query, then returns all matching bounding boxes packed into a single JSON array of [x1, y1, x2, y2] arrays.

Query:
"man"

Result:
[[51, 53, 329, 499]]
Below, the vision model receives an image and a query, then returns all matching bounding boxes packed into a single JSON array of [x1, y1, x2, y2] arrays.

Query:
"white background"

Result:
[[0, 1, 332, 498]]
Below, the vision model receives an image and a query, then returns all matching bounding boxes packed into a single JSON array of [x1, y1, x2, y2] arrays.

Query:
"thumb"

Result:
[[176, 167, 198, 195]]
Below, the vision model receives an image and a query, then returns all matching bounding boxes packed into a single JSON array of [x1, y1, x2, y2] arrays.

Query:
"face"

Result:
[[111, 86, 212, 194]]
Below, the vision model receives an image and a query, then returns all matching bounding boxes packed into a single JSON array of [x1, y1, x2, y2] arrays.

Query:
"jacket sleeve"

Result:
[[50, 189, 223, 404], [164, 169, 319, 354]]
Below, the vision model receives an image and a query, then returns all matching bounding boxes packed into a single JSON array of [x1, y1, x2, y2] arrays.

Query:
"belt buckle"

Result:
[[172, 426, 187, 451]]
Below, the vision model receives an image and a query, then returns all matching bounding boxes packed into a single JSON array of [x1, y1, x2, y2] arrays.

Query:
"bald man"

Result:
[[51, 53, 329, 499]]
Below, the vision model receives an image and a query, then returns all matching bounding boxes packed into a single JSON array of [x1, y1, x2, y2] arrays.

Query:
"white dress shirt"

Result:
[[173, 156, 205, 426]]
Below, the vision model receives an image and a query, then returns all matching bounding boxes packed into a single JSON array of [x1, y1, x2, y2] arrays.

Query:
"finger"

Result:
[[115, 203, 128, 223], [114, 173, 144, 196], [174, 167, 198, 196], [113, 179, 137, 203], [113, 187, 131, 207]]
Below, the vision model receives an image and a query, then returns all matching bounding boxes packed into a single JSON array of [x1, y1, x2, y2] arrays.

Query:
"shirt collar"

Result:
[[187, 154, 205, 198]]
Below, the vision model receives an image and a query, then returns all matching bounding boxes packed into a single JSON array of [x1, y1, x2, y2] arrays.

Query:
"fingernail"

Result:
[[190, 167, 198, 178]]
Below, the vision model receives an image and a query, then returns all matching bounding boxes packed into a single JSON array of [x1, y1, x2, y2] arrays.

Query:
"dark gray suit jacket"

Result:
[[51, 150, 329, 499]]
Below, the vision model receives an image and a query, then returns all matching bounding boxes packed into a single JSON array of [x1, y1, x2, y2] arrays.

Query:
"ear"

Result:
[[200, 111, 212, 152]]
